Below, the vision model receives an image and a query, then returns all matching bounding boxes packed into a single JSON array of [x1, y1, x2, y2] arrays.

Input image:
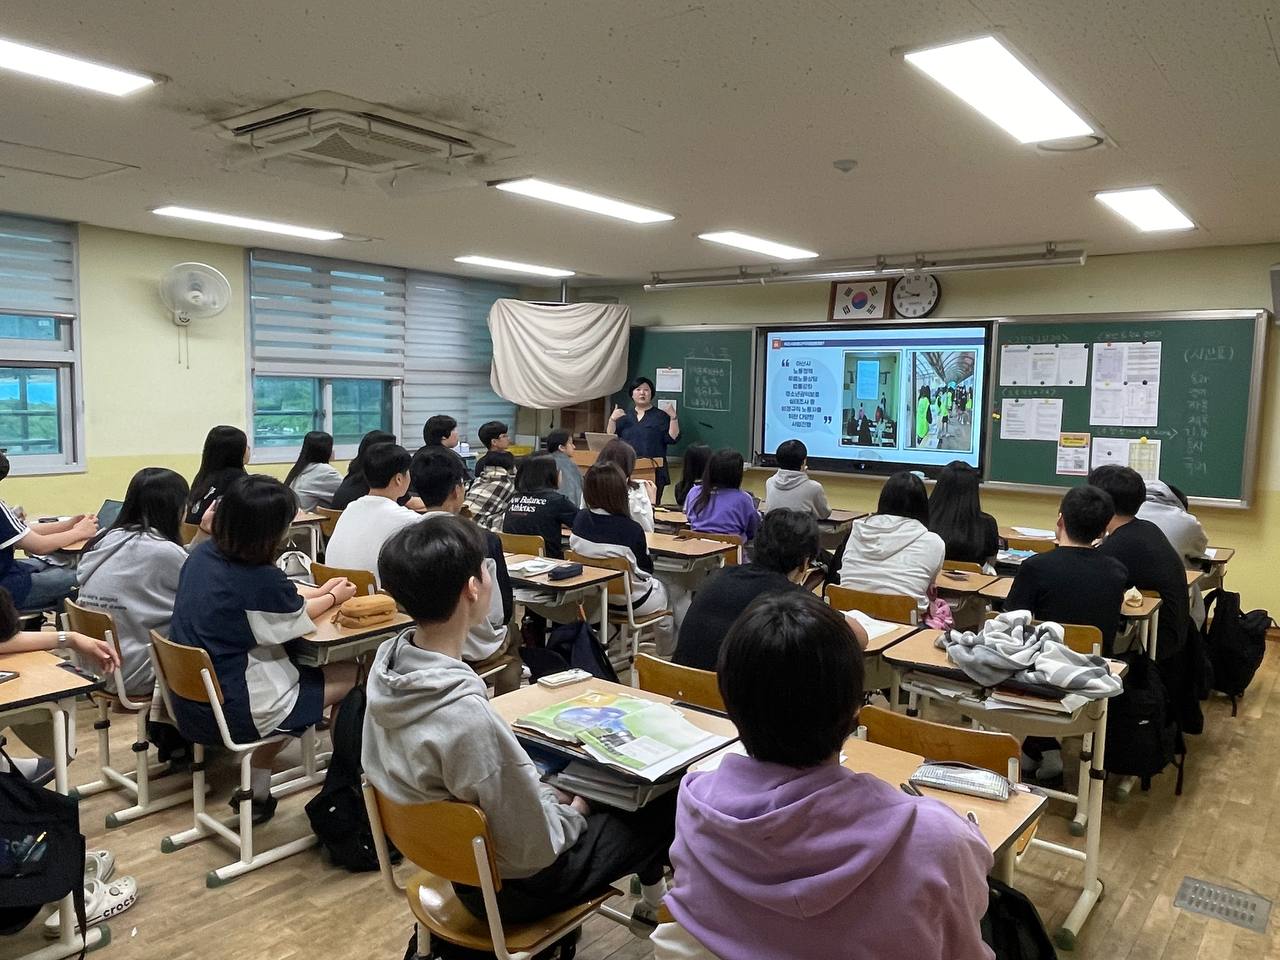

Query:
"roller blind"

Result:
[[404, 271, 518, 444], [249, 250, 406, 379], [0, 215, 77, 316]]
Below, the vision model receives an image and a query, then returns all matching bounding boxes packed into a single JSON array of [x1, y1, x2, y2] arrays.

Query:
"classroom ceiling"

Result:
[[2, 1, 1279, 286]]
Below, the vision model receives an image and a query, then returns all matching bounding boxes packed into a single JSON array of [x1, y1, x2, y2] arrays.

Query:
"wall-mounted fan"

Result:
[[159, 262, 232, 326]]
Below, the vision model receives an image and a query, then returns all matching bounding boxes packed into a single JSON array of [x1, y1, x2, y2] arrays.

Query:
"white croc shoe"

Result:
[[84, 849, 115, 883], [43, 876, 138, 937]]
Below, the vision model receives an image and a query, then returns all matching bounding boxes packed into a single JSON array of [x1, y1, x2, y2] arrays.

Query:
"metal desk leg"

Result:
[[1147, 608, 1159, 662], [1054, 704, 1108, 950], [598, 583, 609, 650]]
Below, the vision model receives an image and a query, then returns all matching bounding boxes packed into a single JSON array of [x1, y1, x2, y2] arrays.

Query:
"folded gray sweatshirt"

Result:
[[362, 631, 586, 879]]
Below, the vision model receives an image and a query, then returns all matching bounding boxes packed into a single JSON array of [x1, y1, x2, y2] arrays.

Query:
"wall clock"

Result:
[[891, 273, 941, 318]]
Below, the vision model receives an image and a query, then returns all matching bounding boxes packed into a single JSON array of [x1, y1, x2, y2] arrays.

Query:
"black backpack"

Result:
[[1105, 653, 1182, 793], [305, 686, 400, 872], [981, 876, 1055, 960], [0, 748, 89, 955], [546, 616, 618, 683], [1203, 589, 1270, 716]]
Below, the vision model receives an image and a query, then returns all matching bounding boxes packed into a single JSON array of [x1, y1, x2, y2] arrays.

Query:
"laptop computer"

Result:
[[585, 432, 613, 452]]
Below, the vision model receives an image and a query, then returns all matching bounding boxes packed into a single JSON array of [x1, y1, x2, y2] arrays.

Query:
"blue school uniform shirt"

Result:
[[0, 500, 33, 606], [169, 540, 314, 744]]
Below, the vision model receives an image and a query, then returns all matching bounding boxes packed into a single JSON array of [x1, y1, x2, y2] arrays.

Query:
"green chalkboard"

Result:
[[618, 326, 754, 458], [987, 311, 1267, 504]]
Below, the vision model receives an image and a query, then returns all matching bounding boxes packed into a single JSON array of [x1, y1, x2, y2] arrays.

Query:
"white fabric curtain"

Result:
[[487, 299, 630, 408]]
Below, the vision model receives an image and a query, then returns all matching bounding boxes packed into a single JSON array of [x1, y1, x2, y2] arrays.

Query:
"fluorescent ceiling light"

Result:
[[152, 206, 343, 241], [697, 231, 819, 260], [1095, 187, 1195, 232], [0, 36, 155, 96], [904, 35, 1093, 144], [494, 178, 674, 224], [455, 255, 575, 278]]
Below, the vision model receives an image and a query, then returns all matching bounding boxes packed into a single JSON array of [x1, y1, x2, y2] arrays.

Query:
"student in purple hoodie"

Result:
[[653, 591, 994, 960], [683, 448, 760, 542]]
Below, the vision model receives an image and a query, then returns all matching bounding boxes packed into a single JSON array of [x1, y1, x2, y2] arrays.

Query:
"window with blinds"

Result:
[[0, 215, 82, 471], [249, 250, 407, 380], [403, 271, 519, 446]]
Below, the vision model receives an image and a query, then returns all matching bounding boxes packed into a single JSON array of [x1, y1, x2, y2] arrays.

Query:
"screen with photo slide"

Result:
[[759, 323, 991, 475]]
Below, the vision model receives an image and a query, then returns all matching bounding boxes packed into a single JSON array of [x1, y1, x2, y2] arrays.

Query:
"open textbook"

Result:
[[514, 690, 732, 782]]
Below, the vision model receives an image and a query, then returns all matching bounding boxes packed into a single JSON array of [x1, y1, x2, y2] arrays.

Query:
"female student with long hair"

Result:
[[593, 438, 657, 532], [684, 449, 760, 542], [169, 475, 358, 822], [927, 460, 998, 567], [186, 425, 248, 525], [77, 467, 191, 696], [284, 431, 342, 510], [672, 443, 710, 513], [839, 472, 944, 607]]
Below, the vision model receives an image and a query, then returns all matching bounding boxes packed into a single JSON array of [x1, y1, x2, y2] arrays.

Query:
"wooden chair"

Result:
[[310, 562, 378, 597], [150, 632, 323, 887], [498, 531, 546, 557], [63, 601, 193, 826], [1060, 623, 1104, 655], [315, 506, 342, 538], [363, 782, 623, 960], [826, 585, 918, 625], [859, 705, 1020, 780], [942, 560, 983, 574], [635, 654, 725, 713], [180, 522, 200, 546], [566, 550, 671, 674], [676, 530, 742, 565], [1005, 536, 1055, 554]]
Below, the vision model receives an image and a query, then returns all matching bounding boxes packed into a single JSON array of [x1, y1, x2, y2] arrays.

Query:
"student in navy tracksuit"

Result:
[[169, 475, 359, 823]]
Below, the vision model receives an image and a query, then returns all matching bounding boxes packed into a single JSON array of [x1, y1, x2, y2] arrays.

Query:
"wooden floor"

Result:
[[5, 645, 1280, 960]]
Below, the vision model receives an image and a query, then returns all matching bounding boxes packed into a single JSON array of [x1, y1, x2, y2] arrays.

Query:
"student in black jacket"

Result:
[[674, 510, 867, 671], [503, 453, 579, 560], [185, 425, 248, 525]]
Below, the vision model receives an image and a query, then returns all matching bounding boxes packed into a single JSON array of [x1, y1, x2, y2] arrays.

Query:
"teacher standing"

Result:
[[608, 376, 680, 501]]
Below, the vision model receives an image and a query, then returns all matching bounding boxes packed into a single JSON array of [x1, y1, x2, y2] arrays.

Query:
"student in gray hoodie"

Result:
[[1138, 480, 1210, 628], [763, 439, 831, 519], [363, 514, 676, 936], [76, 467, 191, 696]]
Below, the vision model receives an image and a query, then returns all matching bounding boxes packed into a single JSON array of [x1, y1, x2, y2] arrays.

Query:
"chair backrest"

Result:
[[498, 531, 546, 557], [311, 562, 378, 597], [1005, 536, 1055, 554], [676, 530, 742, 565], [180, 522, 200, 545], [63, 598, 118, 651], [565, 549, 629, 600], [634, 654, 725, 712], [364, 784, 500, 890], [150, 632, 224, 705], [826, 585, 917, 625], [942, 559, 983, 574], [860, 705, 1019, 778], [315, 507, 342, 538], [1059, 622, 1104, 655]]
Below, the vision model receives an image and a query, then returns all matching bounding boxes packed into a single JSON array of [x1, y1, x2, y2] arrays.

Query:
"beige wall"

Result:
[[596, 243, 1280, 609]]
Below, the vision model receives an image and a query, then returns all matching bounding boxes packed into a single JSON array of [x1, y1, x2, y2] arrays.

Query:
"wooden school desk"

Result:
[[646, 531, 736, 576], [885, 630, 1123, 948], [288, 511, 326, 560], [855, 621, 920, 705], [932, 570, 999, 595], [979, 577, 1164, 660], [840, 736, 1046, 874], [569, 449, 660, 486], [1197, 545, 1234, 592], [0, 650, 107, 960], [504, 554, 623, 640], [290, 610, 414, 667]]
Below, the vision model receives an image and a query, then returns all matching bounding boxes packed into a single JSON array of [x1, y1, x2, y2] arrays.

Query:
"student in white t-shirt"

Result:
[[324, 443, 421, 584]]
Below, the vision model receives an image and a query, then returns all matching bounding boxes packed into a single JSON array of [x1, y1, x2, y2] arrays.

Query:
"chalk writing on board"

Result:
[[1183, 346, 1235, 363], [685, 357, 732, 412], [1182, 369, 1210, 476], [779, 358, 818, 427]]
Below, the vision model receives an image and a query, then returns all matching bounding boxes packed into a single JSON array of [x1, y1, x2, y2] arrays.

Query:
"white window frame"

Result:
[[247, 374, 403, 464], [0, 215, 85, 476]]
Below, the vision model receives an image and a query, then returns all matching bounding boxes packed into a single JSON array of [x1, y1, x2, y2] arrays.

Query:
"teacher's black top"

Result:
[[616, 407, 675, 459]]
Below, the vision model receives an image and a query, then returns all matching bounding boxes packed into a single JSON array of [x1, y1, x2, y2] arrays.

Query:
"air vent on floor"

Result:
[[215, 91, 514, 175], [1173, 877, 1270, 933]]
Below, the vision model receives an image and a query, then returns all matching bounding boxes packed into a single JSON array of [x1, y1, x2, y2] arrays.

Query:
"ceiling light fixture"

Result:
[[492, 178, 674, 223], [697, 231, 819, 261], [0, 36, 155, 96], [454, 255, 575, 278], [645, 244, 1085, 290], [903, 35, 1093, 144], [152, 206, 344, 241], [1095, 187, 1195, 232]]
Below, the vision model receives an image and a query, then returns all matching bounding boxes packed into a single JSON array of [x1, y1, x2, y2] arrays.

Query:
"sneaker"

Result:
[[25, 758, 56, 787], [229, 793, 278, 825], [43, 876, 138, 937], [628, 900, 660, 937]]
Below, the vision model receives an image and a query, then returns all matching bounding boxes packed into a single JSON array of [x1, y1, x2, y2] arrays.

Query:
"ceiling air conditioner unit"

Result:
[[215, 91, 514, 175]]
